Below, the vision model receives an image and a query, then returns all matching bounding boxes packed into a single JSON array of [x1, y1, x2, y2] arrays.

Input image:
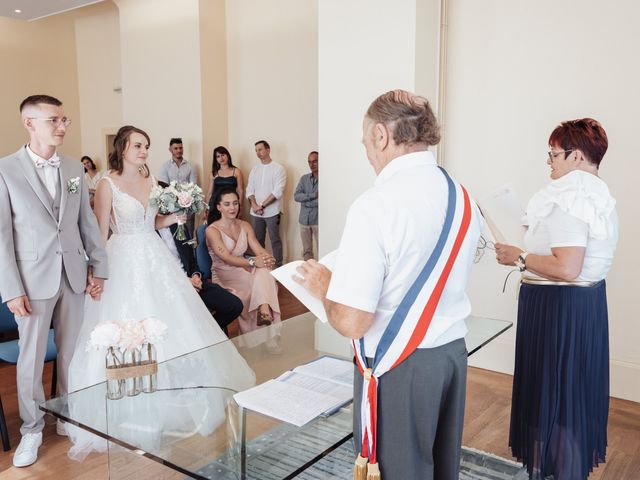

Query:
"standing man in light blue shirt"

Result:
[[294, 151, 318, 260], [158, 138, 197, 185], [158, 137, 198, 234]]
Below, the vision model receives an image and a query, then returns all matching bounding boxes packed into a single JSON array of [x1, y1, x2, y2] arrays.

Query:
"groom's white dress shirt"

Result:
[[26, 144, 59, 199]]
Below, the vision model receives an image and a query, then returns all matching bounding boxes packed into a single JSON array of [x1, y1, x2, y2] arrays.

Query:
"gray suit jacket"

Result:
[[0, 146, 108, 301]]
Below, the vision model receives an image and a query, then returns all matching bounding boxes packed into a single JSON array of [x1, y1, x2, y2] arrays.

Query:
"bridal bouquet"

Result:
[[87, 317, 168, 352], [149, 181, 206, 240]]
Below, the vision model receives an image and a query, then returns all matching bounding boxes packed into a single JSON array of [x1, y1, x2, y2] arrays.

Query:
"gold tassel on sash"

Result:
[[366, 461, 381, 479], [354, 453, 368, 480]]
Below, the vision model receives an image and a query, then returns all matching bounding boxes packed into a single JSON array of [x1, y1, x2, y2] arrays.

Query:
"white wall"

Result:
[[318, 0, 418, 255], [74, 1, 123, 169], [226, 0, 318, 262], [443, 0, 640, 402], [114, 0, 205, 180]]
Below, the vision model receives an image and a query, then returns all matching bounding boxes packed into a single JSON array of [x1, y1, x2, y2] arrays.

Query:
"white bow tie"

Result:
[[33, 155, 60, 169]]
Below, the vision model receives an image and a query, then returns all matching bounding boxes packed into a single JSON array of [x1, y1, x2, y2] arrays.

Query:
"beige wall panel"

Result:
[[74, 0, 123, 171], [226, 0, 318, 263], [0, 15, 82, 159]]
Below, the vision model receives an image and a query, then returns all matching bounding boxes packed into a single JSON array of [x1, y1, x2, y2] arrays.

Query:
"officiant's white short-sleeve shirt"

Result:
[[326, 151, 483, 357]]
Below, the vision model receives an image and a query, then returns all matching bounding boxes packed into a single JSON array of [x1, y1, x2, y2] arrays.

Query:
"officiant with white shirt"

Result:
[[0, 95, 107, 468], [296, 90, 482, 480]]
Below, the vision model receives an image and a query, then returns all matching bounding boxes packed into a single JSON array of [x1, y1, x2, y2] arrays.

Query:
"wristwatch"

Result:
[[516, 252, 529, 272], [248, 257, 256, 267]]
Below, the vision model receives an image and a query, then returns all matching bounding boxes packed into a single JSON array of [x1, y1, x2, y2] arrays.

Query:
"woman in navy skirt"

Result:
[[495, 118, 618, 479]]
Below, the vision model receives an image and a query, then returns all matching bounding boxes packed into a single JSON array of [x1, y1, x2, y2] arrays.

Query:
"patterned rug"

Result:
[[196, 412, 528, 479]]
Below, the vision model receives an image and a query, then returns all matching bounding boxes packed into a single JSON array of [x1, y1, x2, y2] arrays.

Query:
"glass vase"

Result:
[[140, 342, 158, 393], [123, 347, 142, 397], [105, 347, 124, 400]]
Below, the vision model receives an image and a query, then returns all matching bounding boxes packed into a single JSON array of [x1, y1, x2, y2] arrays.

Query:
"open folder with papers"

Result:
[[233, 356, 353, 427]]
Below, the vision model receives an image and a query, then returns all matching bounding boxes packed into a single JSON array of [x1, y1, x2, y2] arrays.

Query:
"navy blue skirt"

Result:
[[509, 280, 609, 480]]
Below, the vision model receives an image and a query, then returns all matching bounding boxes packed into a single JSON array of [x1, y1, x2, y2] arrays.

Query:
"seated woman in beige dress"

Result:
[[206, 187, 282, 344]]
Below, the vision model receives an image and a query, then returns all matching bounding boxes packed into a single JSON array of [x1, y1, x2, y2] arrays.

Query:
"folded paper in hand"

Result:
[[270, 250, 338, 323]]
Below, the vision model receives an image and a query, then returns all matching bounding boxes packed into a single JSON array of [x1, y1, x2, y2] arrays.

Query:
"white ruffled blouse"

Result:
[[523, 170, 618, 281]]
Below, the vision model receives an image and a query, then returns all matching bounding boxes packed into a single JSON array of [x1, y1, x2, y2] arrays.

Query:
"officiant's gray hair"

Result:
[[366, 90, 440, 147]]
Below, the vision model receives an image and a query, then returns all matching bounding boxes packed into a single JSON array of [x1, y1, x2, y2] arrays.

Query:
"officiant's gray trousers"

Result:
[[353, 338, 467, 480], [14, 272, 84, 435]]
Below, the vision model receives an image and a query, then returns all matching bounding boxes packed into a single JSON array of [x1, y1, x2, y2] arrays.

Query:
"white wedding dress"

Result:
[[67, 176, 255, 460]]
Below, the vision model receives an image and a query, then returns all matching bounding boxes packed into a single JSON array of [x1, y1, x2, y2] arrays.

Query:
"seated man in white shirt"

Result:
[[296, 90, 482, 480]]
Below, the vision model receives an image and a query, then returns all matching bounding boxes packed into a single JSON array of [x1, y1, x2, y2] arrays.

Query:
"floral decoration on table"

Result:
[[149, 181, 206, 240], [88, 317, 168, 399], [87, 316, 168, 352], [67, 177, 80, 194]]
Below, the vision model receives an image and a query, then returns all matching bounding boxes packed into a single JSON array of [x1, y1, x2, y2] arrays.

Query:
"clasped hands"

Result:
[[86, 266, 105, 300], [255, 253, 276, 269]]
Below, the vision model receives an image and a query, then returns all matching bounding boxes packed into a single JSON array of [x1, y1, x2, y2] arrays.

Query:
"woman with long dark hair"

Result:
[[206, 187, 281, 349], [496, 118, 618, 479], [204, 146, 244, 214]]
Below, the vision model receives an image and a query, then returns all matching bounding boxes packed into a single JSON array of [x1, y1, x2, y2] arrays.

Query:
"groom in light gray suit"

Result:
[[0, 95, 108, 467]]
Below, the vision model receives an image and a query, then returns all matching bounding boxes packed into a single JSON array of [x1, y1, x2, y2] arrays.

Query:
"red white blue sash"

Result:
[[352, 167, 473, 477]]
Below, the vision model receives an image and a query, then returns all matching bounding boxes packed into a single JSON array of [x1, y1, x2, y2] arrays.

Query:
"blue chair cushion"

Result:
[[196, 224, 212, 281], [0, 330, 57, 364]]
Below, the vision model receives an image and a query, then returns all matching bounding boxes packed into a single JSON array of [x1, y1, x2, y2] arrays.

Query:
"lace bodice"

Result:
[[102, 176, 157, 235]]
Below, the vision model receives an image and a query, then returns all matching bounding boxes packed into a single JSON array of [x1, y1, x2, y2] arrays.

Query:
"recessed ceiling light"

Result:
[[14, 9, 22, 13]]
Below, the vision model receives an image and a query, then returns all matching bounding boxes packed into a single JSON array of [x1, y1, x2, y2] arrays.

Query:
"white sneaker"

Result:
[[56, 420, 68, 437], [12, 432, 42, 468]]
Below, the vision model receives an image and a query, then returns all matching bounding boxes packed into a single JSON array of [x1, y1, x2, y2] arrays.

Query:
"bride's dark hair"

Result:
[[109, 125, 151, 174], [207, 187, 239, 224]]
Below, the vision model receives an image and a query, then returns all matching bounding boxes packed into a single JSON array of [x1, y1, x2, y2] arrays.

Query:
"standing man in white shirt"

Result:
[[158, 137, 198, 235], [296, 90, 482, 480], [246, 140, 287, 267]]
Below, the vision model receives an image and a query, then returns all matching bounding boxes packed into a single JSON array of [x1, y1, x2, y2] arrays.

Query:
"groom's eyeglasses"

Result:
[[28, 116, 72, 127]]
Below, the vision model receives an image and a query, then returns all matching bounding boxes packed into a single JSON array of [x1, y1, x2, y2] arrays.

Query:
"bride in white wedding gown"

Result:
[[67, 126, 254, 460]]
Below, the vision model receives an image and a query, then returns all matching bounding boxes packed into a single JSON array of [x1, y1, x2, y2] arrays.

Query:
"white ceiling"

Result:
[[0, 0, 104, 21]]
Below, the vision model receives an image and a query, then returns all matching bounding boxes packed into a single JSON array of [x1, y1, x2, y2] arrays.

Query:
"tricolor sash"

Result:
[[352, 167, 473, 480]]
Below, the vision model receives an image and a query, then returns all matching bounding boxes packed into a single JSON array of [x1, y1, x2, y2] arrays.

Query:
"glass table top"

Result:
[[41, 313, 511, 479]]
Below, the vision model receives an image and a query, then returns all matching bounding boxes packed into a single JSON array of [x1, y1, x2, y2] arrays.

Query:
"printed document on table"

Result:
[[233, 380, 340, 427], [232, 356, 354, 427], [293, 355, 353, 386], [478, 184, 526, 247], [270, 250, 338, 323]]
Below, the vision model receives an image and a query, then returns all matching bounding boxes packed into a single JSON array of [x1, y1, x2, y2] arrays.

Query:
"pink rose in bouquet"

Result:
[[177, 191, 194, 209]]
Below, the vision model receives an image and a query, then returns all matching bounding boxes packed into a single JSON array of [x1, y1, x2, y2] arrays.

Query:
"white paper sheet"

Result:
[[232, 356, 354, 426], [478, 184, 526, 247], [270, 250, 338, 323], [233, 380, 331, 426], [293, 356, 353, 386]]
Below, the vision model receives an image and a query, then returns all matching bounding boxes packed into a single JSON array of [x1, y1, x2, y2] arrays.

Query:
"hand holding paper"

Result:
[[270, 250, 337, 323]]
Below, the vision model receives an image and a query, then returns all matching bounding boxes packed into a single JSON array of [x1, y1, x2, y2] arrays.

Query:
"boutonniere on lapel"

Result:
[[67, 177, 80, 194]]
